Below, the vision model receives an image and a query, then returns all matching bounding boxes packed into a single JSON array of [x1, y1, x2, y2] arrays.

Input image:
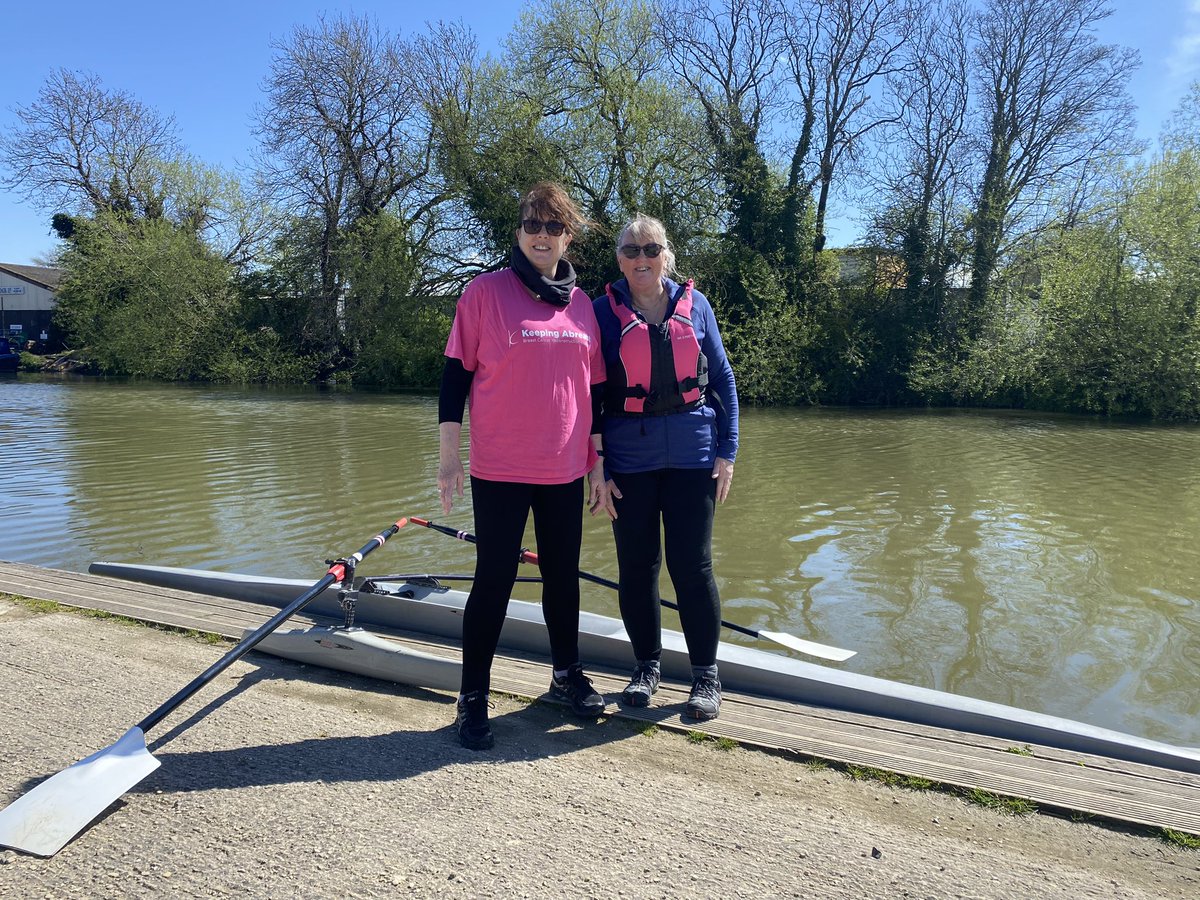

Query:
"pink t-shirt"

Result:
[[445, 269, 606, 484]]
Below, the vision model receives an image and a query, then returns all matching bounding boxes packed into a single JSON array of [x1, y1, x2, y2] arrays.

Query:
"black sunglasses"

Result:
[[619, 242, 664, 259], [521, 218, 567, 236]]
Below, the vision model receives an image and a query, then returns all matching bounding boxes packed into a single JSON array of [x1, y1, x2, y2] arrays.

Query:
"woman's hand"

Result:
[[438, 459, 464, 514], [438, 422, 465, 514], [606, 478, 622, 507], [712, 457, 734, 504], [588, 458, 617, 519]]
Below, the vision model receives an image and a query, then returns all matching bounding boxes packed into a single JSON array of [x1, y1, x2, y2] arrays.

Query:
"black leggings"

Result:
[[460, 475, 585, 695], [610, 467, 720, 668]]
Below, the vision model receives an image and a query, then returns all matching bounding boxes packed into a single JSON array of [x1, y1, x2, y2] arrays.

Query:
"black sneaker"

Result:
[[549, 663, 606, 717], [620, 662, 661, 707], [685, 673, 721, 721], [455, 689, 494, 750]]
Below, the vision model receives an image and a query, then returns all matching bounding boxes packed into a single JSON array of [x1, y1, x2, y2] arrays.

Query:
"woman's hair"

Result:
[[617, 213, 677, 277], [519, 182, 589, 234]]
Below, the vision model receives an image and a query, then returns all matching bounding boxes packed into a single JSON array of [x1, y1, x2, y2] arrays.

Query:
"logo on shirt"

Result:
[[516, 328, 591, 343]]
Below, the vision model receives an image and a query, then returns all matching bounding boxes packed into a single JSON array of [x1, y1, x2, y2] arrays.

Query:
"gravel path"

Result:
[[0, 599, 1196, 898]]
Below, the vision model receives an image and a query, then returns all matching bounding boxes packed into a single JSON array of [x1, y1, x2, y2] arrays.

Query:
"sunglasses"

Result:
[[521, 218, 567, 236], [619, 242, 664, 259]]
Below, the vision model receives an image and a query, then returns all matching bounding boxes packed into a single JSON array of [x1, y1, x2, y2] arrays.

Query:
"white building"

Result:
[[0, 263, 62, 347]]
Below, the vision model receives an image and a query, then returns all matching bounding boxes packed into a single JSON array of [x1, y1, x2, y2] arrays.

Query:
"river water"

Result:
[[1, 377, 1197, 746]]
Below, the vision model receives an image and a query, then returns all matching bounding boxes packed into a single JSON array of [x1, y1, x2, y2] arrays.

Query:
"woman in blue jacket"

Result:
[[593, 213, 739, 720]]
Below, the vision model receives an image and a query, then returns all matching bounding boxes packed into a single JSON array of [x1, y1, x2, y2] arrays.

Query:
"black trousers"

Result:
[[460, 475, 585, 695], [610, 467, 720, 668]]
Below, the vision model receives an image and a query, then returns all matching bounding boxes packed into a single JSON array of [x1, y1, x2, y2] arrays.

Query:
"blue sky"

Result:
[[1, 0, 1195, 267]]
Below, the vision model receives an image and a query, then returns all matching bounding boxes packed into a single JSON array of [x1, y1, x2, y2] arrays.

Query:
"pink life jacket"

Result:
[[607, 280, 708, 414]]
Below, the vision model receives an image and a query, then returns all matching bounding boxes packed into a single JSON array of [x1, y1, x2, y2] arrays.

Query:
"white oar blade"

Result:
[[758, 630, 856, 661], [0, 727, 160, 857]]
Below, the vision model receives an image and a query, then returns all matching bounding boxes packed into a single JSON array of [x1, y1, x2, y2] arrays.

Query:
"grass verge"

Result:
[[1, 592, 227, 645], [1161, 828, 1200, 849]]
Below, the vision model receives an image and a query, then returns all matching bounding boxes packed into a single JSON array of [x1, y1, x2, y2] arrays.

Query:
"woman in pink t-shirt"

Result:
[[438, 182, 610, 750]]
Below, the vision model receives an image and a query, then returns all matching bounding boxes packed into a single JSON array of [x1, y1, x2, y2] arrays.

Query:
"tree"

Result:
[[1160, 80, 1200, 154], [657, 0, 791, 262], [236, 216, 337, 356], [1, 69, 181, 220], [256, 13, 434, 358], [338, 211, 450, 388], [157, 158, 274, 269], [965, 0, 1138, 338], [1020, 152, 1200, 420], [655, 0, 826, 400], [3, 69, 269, 272], [869, 0, 972, 340], [782, 0, 914, 255], [415, 19, 564, 280], [54, 214, 237, 379], [506, 0, 721, 286]]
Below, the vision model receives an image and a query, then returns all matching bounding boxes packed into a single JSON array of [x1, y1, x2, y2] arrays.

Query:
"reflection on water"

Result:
[[1, 378, 1197, 745]]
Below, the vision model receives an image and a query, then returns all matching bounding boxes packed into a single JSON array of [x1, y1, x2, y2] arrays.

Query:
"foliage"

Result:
[[207, 327, 320, 384], [913, 137, 1200, 419], [9, 4, 1200, 419], [814, 278, 911, 405], [413, 0, 729, 303], [420, 34, 563, 269], [1160, 828, 1200, 849], [711, 244, 823, 405], [337, 212, 452, 389], [156, 157, 273, 268], [846, 765, 934, 790], [1030, 153, 1200, 418], [54, 214, 239, 379], [906, 294, 1040, 409], [963, 788, 1037, 816], [965, 0, 1139, 336]]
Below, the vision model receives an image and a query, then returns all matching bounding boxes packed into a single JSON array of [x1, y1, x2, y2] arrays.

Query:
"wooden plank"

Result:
[[2, 561, 1197, 836]]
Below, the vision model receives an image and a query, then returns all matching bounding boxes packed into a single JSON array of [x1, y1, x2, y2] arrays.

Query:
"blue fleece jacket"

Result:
[[593, 277, 739, 473]]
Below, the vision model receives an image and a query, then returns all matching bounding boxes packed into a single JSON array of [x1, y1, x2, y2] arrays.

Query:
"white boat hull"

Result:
[[259, 626, 462, 692]]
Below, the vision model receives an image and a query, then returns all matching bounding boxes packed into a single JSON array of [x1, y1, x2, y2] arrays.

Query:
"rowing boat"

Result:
[[88, 561, 1200, 775]]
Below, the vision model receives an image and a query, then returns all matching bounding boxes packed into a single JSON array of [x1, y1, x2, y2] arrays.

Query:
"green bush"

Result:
[[208, 327, 320, 383], [55, 214, 239, 380]]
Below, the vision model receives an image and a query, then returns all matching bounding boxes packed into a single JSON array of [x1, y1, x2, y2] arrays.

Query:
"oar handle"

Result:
[[410, 517, 473, 544], [137, 518, 407, 735], [411, 516, 540, 566]]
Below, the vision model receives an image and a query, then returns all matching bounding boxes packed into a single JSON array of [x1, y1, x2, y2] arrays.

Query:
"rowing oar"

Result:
[[0, 518, 408, 858], [408, 516, 854, 662]]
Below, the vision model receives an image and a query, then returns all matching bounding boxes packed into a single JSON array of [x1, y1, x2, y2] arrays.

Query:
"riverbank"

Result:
[[0, 599, 1195, 898]]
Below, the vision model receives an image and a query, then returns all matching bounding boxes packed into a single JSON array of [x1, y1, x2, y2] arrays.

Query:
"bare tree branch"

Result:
[[1, 69, 181, 219]]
